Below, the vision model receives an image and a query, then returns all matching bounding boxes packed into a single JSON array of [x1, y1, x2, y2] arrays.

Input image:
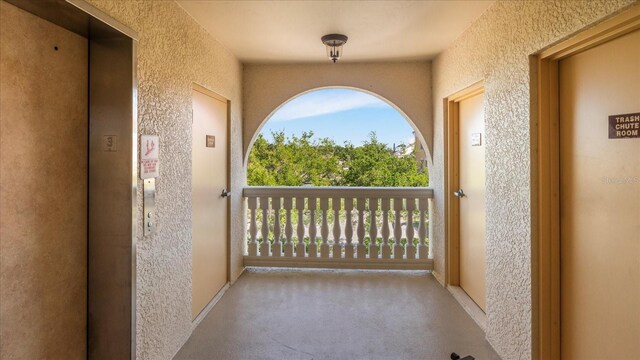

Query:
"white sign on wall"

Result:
[[471, 132, 482, 146], [140, 135, 160, 179]]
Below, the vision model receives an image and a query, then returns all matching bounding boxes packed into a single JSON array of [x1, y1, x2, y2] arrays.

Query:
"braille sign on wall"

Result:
[[609, 112, 640, 139], [206, 135, 215, 148], [140, 135, 160, 179], [471, 133, 482, 146]]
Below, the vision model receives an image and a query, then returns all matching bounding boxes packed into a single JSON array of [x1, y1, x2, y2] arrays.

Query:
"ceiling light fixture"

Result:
[[321, 34, 348, 63]]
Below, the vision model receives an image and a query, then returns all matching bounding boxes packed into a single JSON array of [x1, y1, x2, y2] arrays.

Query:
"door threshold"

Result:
[[448, 285, 486, 332]]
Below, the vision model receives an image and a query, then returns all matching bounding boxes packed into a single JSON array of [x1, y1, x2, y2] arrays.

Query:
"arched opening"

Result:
[[245, 87, 430, 187], [243, 87, 434, 267]]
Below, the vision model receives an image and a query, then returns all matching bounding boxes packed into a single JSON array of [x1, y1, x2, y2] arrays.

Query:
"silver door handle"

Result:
[[453, 188, 466, 198], [220, 189, 231, 198]]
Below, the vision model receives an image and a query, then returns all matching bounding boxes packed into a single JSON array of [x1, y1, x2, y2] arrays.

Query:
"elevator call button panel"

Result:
[[144, 178, 156, 236]]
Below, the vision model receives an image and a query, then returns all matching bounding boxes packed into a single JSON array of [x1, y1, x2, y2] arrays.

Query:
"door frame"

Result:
[[444, 82, 487, 328], [533, 6, 640, 360], [4, 1, 140, 358], [190, 83, 232, 324], [445, 81, 484, 287]]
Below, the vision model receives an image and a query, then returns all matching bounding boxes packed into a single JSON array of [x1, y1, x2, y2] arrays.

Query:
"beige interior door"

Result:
[[0, 2, 88, 358], [191, 86, 229, 320], [559, 29, 640, 359], [458, 92, 487, 311]]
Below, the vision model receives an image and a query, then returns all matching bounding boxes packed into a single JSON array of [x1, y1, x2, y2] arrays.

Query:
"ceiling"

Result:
[[176, 0, 493, 63]]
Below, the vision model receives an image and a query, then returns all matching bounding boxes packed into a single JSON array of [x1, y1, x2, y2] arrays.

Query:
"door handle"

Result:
[[220, 189, 231, 198], [453, 188, 466, 198]]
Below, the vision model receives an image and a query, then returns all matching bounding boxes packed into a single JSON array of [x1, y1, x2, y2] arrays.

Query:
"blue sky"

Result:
[[260, 88, 415, 147]]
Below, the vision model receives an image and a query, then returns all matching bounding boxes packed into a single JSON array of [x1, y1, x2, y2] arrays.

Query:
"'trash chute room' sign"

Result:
[[609, 112, 640, 139]]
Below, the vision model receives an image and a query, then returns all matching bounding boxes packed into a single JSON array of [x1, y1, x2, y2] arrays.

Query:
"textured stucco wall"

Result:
[[83, 1, 244, 359], [243, 62, 432, 161], [430, 1, 637, 359]]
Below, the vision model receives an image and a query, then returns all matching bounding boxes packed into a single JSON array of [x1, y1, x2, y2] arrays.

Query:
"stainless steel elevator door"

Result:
[[0, 2, 88, 359]]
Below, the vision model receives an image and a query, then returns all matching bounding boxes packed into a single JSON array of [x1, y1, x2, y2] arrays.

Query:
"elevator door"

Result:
[[0, 2, 88, 359], [191, 86, 229, 320], [559, 29, 640, 359], [458, 91, 487, 311]]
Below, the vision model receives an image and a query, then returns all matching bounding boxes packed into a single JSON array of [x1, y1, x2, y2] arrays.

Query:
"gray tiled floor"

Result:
[[175, 268, 500, 360]]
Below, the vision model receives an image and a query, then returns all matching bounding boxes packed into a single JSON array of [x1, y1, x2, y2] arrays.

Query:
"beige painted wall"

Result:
[[243, 62, 432, 161], [430, 1, 637, 359], [83, 1, 243, 359]]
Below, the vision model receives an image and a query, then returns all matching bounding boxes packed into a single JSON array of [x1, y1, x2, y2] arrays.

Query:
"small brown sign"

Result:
[[206, 135, 215, 148], [609, 112, 640, 139], [103, 135, 117, 152]]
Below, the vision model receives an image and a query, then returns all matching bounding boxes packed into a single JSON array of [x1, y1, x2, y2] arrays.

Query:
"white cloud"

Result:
[[269, 90, 387, 122]]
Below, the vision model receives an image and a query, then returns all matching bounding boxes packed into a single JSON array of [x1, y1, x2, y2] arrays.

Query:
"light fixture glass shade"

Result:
[[325, 43, 343, 63], [321, 34, 348, 63]]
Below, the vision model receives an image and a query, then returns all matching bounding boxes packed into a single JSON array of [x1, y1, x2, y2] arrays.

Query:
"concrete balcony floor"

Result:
[[175, 268, 500, 360]]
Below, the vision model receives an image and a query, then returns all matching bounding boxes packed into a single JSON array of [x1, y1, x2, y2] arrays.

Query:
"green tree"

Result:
[[247, 131, 428, 187], [247, 131, 344, 186]]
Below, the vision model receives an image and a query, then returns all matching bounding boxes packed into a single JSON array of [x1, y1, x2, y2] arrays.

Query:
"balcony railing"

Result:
[[243, 186, 433, 270]]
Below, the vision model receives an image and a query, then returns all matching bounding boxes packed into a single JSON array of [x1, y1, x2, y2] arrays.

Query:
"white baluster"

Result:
[[405, 197, 416, 259], [320, 197, 330, 258], [296, 197, 305, 257], [284, 197, 294, 257], [308, 197, 318, 258], [332, 197, 342, 258], [368, 197, 379, 259], [380, 198, 391, 259], [418, 197, 428, 259], [259, 196, 270, 257], [344, 198, 354, 258], [272, 197, 282, 257], [356, 198, 366, 258], [393, 198, 404, 259], [248, 197, 258, 256]]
